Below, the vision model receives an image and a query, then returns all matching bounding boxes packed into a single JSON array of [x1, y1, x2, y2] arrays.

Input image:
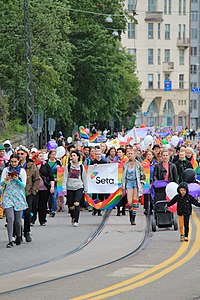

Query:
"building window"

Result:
[[148, 23, 154, 39], [179, 49, 184, 65], [164, 49, 170, 62], [168, 0, 171, 14], [191, 82, 197, 89], [148, 49, 154, 64], [178, 24, 181, 39], [179, 74, 184, 89], [165, 73, 170, 80], [191, 0, 198, 2], [128, 23, 135, 39], [191, 28, 197, 39], [158, 48, 161, 65], [148, 0, 157, 12], [158, 23, 161, 39], [165, 24, 170, 40], [190, 47, 197, 56], [179, 0, 182, 15], [190, 65, 197, 74], [194, 99, 197, 109], [164, 0, 172, 14], [157, 73, 160, 89], [128, 0, 136, 12], [164, 0, 167, 14], [183, 0, 186, 15], [148, 74, 154, 89], [191, 11, 198, 21], [183, 24, 186, 40], [178, 100, 181, 105], [178, 116, 183, 126]]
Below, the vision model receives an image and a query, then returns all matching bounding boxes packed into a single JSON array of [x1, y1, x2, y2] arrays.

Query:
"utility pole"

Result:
[[24, 0, 36, 147]]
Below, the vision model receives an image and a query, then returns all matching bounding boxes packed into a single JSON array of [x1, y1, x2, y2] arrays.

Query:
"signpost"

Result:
[[164, 80, 172, 91]]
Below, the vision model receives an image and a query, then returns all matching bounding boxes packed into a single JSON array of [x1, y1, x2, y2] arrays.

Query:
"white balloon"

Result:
[[43, 153, 48, 161], [171, 136, 179, 147], [166, 182, 179, 200], [137, 137, 140, 143], [67, 136, 72, 144], [56, 146, 66, 158], [144, 135, 153, 146]]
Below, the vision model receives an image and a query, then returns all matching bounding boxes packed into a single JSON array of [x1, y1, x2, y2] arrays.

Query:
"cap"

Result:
[[17, 145, 29, 154], [0, 145, 5, 150], [31, 147, 38, 153]]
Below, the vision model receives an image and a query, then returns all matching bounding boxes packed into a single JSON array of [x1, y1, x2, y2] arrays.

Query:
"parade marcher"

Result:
[[142, 150, 157, 215], [3, 140, 14, 159], [175, 150, 193, 183], [62, 151, 87, 227], [185, 147, 198, 170], [84, 147, 96, 166], [1, 154, 27, 248], [17, 146, 40, 242], [90, 148, 108, 216], [32, 151, 54, 226], [116, 148, 128, 216], [47, 150, 62, 217], [122, 149, 145, 225], [167, 182, 200, 242], [106, 147, 118, 163], [0, 145, 8, 219], [153, 149, 179, 183], [152, 144, 162, 163]]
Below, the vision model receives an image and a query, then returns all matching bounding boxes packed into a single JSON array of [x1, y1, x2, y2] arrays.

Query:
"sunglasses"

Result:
[[17, 152, 25, 155]]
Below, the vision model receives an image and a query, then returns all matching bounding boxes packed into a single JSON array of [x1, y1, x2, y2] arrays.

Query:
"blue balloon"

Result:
[[46, 140, 57, 150]]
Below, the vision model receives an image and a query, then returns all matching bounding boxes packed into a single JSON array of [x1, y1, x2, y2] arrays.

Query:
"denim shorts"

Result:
[[126, 180, 137, 190]]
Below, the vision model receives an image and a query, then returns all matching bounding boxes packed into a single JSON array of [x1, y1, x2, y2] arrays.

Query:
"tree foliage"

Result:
[[0, 0, 141, 134]]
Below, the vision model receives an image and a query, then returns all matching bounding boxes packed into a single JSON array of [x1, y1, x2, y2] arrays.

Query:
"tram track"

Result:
[[0, 209, 151, 295]]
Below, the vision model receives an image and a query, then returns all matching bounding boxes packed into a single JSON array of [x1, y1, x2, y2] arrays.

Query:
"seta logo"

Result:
[[90, 172, 99, 180], [91, 172, 115, 184]]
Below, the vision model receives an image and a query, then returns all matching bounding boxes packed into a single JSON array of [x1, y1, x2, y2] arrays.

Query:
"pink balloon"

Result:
[[85, 128, 90, 135], [166, 195, 177, 213]]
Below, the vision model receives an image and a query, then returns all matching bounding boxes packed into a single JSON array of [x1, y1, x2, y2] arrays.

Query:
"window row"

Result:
[[147, 74, 185, 89], [128, 23, 187, 40], [127, 0, 187, 15], [147, 48, 185, 65]]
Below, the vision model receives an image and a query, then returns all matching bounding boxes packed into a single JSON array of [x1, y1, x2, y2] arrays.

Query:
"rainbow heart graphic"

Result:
[[90, 172, 98, 180]]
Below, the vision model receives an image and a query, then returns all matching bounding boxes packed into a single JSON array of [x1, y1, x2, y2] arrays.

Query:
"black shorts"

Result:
[[67, 188, 84, 206]]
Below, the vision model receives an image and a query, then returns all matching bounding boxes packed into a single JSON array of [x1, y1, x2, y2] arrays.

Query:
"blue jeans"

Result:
[[49, 184, 58, 212]]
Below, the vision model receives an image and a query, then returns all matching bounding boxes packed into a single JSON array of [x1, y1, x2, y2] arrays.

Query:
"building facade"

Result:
[[121, 0, 190, 129], [190, 0, 200, 130]]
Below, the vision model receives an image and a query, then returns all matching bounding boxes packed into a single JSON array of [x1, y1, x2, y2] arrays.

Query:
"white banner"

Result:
[[87, 163, 119, 194]]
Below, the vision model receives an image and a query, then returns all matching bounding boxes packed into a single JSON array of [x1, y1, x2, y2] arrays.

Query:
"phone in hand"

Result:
[[8, 171, 18, 178]]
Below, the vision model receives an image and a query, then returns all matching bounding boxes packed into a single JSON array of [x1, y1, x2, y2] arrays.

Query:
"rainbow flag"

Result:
[[142, 161, 150, 193], [118, 163, 123, 187], [165, 134, 171, 141], [191, 156, 198, 171], [84, 187, 123, 210], [79, 126, 89, 139], [57, 166, 65, 196], [89, 133, 99, 143]]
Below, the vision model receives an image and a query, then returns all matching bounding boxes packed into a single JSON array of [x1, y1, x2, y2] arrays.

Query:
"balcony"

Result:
[[177, 38, 190, 48], [162, 62, 174, 72], [145, 11, 163, 22]]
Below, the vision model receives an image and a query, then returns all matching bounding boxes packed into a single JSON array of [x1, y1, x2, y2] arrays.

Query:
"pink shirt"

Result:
[[162, 162, 169, 181]]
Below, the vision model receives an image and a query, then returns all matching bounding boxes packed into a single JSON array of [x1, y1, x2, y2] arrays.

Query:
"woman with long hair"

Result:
[[122, 149, 145, 225], [32, 151, 54, 226], [1, 154, 27, 248]]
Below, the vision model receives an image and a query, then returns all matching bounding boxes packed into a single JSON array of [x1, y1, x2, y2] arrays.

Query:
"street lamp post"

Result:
[[24, 0, 36, 146]]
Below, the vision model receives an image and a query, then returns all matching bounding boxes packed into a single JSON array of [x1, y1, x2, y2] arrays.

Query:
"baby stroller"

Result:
[[151, 180, 178, 232]]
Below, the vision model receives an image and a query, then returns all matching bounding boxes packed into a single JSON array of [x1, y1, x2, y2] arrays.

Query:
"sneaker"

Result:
[[98, 212, 102, 216], [73, 222, 78, 227], [71, 218, 75, 225], [180, 235, 185, 242], [6, 242, 13, 248], [50, 211, 56, 217], [184, 237, 189, 242], [116, 213, 121, 216], [30, 222, 35, 227], [25, 233, 32, 242], [15, 236, 21, 245]]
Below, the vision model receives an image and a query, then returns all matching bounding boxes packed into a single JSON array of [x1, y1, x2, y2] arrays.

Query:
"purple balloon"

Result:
[[188, 183, 200, 198], [46, 140, 57, 150]]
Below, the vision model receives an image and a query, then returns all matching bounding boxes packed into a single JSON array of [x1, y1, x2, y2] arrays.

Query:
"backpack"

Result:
[[68, 163, 83, 181]]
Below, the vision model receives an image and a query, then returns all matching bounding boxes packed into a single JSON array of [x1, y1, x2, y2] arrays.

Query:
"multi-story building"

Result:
[[121, 0, 190, 129], [190, 0, 200, 130]]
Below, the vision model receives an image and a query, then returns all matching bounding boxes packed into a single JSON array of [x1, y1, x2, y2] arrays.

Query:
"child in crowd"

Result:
[[167, 182, 200, 242]]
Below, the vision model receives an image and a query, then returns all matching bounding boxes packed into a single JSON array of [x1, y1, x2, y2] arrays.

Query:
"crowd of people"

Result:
[[0, 132, 200, 248]]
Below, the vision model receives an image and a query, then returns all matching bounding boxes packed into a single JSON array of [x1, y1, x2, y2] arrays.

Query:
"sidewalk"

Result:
[[0, 207, 147, 294]]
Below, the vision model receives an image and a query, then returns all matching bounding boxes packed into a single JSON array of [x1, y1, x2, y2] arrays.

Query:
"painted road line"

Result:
[[87, 212, 200, 299], [71, 217, 193, 300]]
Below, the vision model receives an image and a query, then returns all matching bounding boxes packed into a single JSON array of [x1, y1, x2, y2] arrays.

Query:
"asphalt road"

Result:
[[1, 208, 200, 300]]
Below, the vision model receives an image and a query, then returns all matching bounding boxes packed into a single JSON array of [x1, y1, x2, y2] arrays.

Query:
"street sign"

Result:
[[164, 80, 172, 91], [48, 118, 56, 136], [191, 87, 200, 94]]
